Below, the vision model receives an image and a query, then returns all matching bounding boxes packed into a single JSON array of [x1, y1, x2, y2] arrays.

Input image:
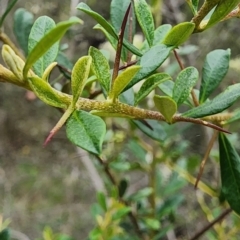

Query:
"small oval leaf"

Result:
[[134, 0, 155, 46], [183, 83, 240, 118], [173, 67, 199, 105], [28, 76, 70, 108], [109, 65, 141, 101], [154, 95, 177, 123], [153, 24, 172, 46], [28, 16, 58, 78], [66, 110, 106, 155], [199, 49, 230, 103], [126, 44, 172, 90], [219, 133, 240, 215], [71, 56, 92, 105], [162, 22, 195, 47], [23, 17, 81, 79], [13, 8, 34, 56], [89, 47, 111, 93], [134, 73, 172, 105]]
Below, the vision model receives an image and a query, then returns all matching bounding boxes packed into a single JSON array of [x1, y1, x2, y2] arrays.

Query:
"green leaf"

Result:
[[128, 187, 153, 201], [192, 0, 199, 13], [183, 83, 240, 118], [219, 133, 240, 215], [109, 65, 141, 101], [97, 192, 107, 211], [206, 0, 240, 29], [23, 17, 81, 79], [111, 0, 135, 35], [71, 56, 92, 105], [0, 0, 18, 27], [89, 47, 111, 93], [110, 0, 136, 61], [0, 229, 10, 240], [162, 22, 195, 47], [13, 8, 34, 56], [144, 218, 161, 230], [133, 0, 155, 46], [158, 80, 174, 97], [28, 76, 69, 108], [77, 3, 142, 57], [112, 207, 132, 221], [77, 2, 117, 38], [126, 44, 172, 89], [134, 73, 172, 105], [172, 67, 199, 105], [118, 179, 128, 198], [154, 95, 177, 123], [109, 161, 131, 171], [153, 24, 172, 46], [66, 110, 106, 155], [28, 16, 58, 77], [199, 49, 230, 103], [93, 24, 128, 61], [132, 119, 167, 142]]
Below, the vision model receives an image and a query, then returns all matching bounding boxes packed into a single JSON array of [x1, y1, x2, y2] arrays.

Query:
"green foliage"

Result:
[[13, 8, 34, 56], [66, 110, 106, 155], [1, 0, 240, 239], [199, 49, 230, 103], [219, 133, 240, 215]]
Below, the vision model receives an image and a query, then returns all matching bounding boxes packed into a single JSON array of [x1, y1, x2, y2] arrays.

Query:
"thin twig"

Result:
[[189, 208, 232, 240], [112, 3, 132, 83], [194, 130, 218, 189], [119, 59, 138, 70]]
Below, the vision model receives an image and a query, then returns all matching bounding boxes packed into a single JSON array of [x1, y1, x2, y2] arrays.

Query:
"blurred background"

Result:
[[0, 0, 240, 239]]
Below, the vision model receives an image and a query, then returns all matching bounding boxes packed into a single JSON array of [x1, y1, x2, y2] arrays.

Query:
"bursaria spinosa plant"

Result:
[[1, 0, 240, 239]]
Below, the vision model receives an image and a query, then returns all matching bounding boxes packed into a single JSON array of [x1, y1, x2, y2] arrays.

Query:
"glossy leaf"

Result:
[[219, 133, 240, 215], [206, 0, 240, 29], [28, 76, 69, 108], [199, 49, 230, 103], [66, 110, 106, 155], [126, 44, 172, 89], [77, 2, 142, 57], [0, 0, 18, 27], [173, 67, 199, 105], [13, 8, 34, 56], [132, 119, 167, 141], [183, 83, 240, 118], [89, 47, 111, 93], [28, 16, 58, 77], [162, 22, 195, 47], [134, 73, 172, 105], [23, 17, 81, 79], [109, 65, 141, 101], [154, 95, 177, 123], [71, 56, 92, 105], [134, 0, 155, 46]]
